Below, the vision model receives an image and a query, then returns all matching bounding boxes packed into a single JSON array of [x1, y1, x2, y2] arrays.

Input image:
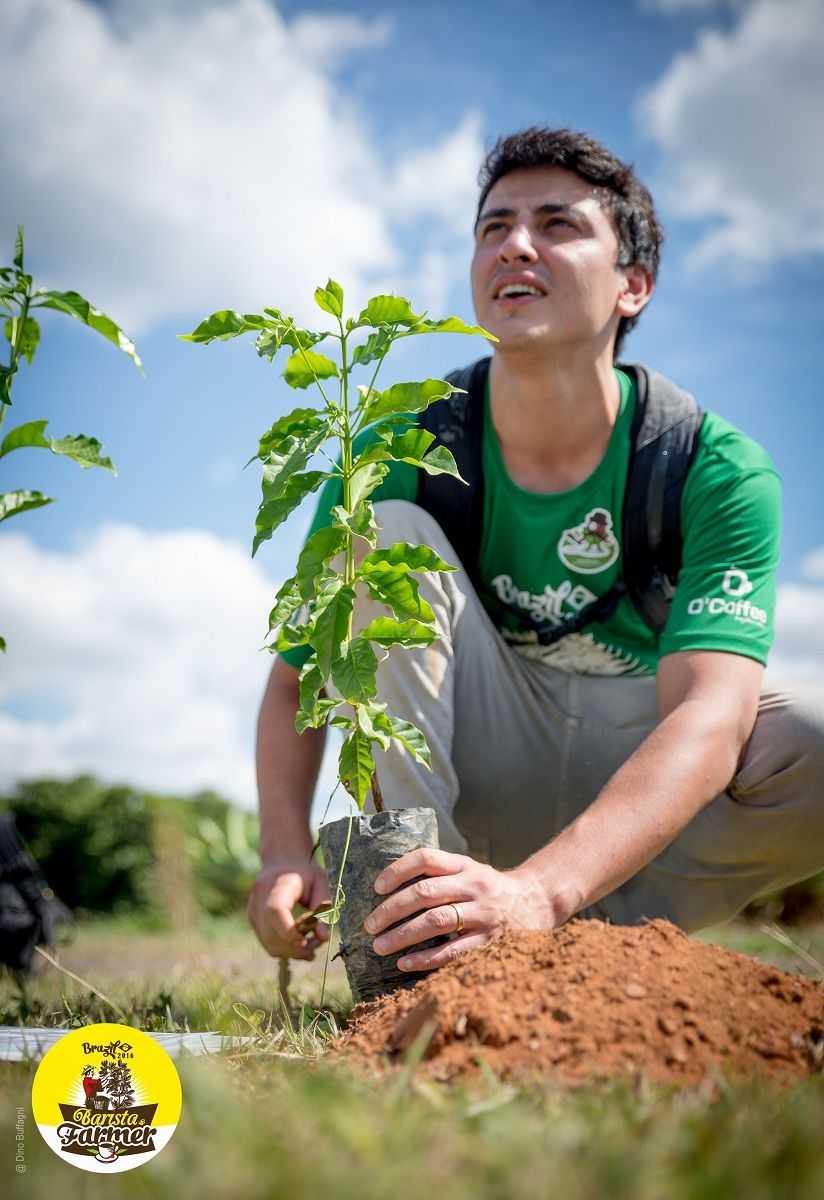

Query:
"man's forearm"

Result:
[[515, 698, 745, 919], [256, 665, 326, 864]]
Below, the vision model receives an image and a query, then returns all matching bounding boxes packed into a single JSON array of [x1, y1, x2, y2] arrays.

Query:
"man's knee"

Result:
[[732, 685, 824, 803], [372, 499, 456, 558]]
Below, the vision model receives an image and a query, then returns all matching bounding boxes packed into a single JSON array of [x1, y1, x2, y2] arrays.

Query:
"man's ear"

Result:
[[616, 262, 654, 319]]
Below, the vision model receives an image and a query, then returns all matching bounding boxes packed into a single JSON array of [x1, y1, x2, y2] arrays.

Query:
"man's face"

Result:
[[470, 165, 648, 355]]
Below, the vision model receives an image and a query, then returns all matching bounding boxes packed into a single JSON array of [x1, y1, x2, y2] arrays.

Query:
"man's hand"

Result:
[[247, 858, 331, 961], [362, 847, 575, 973]]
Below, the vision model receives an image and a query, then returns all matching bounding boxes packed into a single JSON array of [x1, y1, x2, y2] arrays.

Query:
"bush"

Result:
[[0, 775, 260, 919]]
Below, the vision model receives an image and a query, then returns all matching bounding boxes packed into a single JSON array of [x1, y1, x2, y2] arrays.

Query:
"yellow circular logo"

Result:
[[31, 1022, 182, 1174]]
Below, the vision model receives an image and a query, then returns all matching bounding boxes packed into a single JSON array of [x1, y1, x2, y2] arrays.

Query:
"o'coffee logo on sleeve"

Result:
[[32, 1022, 182, 1173]]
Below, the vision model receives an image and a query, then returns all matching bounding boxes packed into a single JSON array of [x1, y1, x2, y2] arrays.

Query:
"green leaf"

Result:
[[349, 460, 389, 511], [0, 634, 5, 653], [273, 622, 311, 651], [260, 426, 328, 499], [331, 638, 378, 703], [357, 295, 423, 328], [0, 419, 50, 457], [351, 328, 393, 368], [373, 713, 432, 768], [0, 489, 54, 523], [360, 541, 457, 575], [252, 469, 328, 556], [296, 697, 338, 734], [255, 316, 327, 361], [295, 658, 338, 732], [4, 316, 40, 364], [356, 703, 391, 750], [358, 565, 434, 623], [331, 500, 377, 547], [33, 290, 142, 370], [360, 378, 459, 427], [314, 279, 344, 318], [408, 315, 496, 339], [366, 427, 464, 481], [283, 350, 339, 390], [0, 420, 114, 472], [253, 407, 329, 466], [267, 576, 304, 631], [179, 310, 267, 343], [13, 226, 24, 272], [414, 443, 464, 479], [338, 728, 376, 809], [310, 583, 355, 677], [0, 364, 11, 406], [357, 617, 435, 647], [295, 525, 346, 600], [48, 434, 115, 473]]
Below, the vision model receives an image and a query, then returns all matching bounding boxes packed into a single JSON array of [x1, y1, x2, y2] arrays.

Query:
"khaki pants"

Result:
[[349, 501, 824, 933]]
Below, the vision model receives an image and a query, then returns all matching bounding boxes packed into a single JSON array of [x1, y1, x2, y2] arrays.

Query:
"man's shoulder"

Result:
[[693, 409, 778, 478]]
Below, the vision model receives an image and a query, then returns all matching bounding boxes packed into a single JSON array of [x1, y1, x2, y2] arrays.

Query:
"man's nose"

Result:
[[497, 224, 538, 263]]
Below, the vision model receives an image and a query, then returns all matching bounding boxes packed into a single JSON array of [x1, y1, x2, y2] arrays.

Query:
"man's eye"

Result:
[[482, 222, 505, 236], [546, 218, 572, 229]]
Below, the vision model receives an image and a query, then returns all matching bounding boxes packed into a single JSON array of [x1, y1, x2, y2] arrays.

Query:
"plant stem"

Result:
[[350, 339, 394, 436], [370, 767, 385, 813], [0, 286, 30, 434], [338, 320, 383, 815], [339, 323, 354, 592], [319, 807, 354, 1009]]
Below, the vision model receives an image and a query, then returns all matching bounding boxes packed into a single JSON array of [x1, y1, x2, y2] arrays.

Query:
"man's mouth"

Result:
[[493, 282, 546, 304]]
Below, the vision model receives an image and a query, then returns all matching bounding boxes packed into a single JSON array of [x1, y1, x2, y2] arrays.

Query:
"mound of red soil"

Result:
[[332, 919, 824, 1087]]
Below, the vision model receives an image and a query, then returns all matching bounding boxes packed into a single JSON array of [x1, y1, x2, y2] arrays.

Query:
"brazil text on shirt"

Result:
[[277, 367, 782, 677]]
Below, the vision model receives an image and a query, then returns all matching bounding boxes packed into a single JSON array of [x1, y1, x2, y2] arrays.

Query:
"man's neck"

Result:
[[488, 345, 622, 494]]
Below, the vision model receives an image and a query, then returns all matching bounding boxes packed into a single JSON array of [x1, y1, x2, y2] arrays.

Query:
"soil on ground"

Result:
[[333, 919, 824, 1088]]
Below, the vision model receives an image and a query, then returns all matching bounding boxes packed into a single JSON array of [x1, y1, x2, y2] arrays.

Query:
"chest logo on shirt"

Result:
[[557, 508, 620, 574]]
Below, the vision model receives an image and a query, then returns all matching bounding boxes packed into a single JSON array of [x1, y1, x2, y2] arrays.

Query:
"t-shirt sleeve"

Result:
[[277, 422, 418, 671], [658, 418, 782, 666]]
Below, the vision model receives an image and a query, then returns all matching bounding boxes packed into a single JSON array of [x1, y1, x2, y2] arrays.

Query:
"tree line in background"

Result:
[[1, 774, 822, 928], [0, 775, 260, 924]]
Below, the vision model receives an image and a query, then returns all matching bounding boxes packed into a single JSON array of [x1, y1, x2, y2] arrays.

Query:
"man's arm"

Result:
[[359, 649, 764, 972], [256, 656, 325, 862], [513, 648, 763, 915], [247, 657, 332, 960]]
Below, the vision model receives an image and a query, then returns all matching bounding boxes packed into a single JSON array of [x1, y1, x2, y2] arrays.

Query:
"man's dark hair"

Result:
[[476, 128, 663, 359]]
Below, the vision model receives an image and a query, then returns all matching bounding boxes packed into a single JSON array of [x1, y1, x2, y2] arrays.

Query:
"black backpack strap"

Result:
[[416, 356, 489, 582], [618, 363, 704, 633]]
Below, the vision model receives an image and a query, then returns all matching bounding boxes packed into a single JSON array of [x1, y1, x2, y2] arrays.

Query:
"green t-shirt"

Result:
[[280, 367, 781, 676]]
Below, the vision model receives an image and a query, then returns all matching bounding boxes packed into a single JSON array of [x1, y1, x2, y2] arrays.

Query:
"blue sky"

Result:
[[1, 0, 822, 815]]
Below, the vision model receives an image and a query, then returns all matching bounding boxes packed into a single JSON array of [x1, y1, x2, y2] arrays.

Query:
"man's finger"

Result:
[[374, 848, 468, 895], [365, 873, 470, 936], [263, 872, 308, 940], [397, 932, 489, 973]]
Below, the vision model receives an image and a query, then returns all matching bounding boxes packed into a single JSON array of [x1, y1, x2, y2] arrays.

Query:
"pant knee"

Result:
[[732, 685, 824, 801], [373, 500, 460, 563]]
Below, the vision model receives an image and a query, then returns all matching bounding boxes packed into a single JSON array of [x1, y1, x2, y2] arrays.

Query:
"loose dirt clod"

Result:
[[331, 919, 824, 1087]]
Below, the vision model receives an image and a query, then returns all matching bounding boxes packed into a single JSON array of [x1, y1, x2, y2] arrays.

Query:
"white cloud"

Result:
[[764, 556, 824, 685], [0, 0, 482, 334], [290, 10, 393, 66], [0, 524, 345, 819], [800, 547, 824, 581], [638, 0, 824, 272]]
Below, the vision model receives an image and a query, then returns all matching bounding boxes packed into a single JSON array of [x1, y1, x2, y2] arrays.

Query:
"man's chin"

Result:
[[491, 323, 555, 353]]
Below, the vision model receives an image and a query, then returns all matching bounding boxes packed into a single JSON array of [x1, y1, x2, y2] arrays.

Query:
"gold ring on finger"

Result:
[[449, 903, 464, 934]]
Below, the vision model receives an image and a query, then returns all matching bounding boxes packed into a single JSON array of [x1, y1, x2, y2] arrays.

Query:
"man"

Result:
[[248, 128, 824, 973]]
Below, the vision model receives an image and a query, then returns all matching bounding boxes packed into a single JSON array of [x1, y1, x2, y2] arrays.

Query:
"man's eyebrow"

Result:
[[475, 202, 584, 227]]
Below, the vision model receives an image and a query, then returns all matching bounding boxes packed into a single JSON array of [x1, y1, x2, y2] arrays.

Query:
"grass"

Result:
[[1, 915, 823, 1197]]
